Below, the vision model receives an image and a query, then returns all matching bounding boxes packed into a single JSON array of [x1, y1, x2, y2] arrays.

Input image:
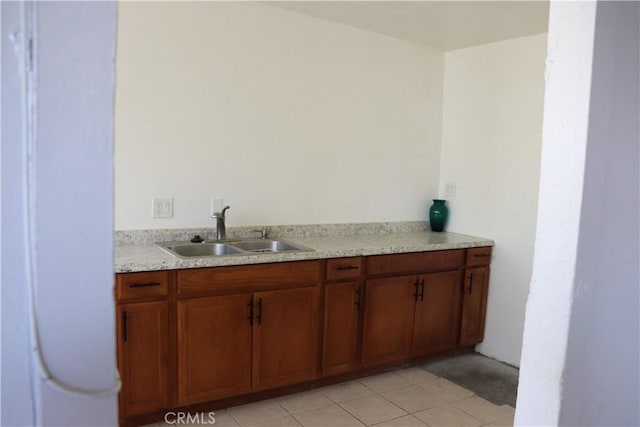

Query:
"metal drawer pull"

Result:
[[256, 298, 263, 325], [336, 265, 359, 271], [419, 279, 425, 301], [467, 273, 474, 294], [122, 311, 128, 342], [355, 286, 361, 309], [474, 254, 491, 258], [129, 281, 161, 288]]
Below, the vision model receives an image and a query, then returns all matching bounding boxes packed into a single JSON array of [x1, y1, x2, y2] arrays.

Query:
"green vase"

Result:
[[429, 199, 449, 232]]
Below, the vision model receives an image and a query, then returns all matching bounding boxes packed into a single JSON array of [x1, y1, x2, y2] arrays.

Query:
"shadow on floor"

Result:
[[421, 353, 519, 407]]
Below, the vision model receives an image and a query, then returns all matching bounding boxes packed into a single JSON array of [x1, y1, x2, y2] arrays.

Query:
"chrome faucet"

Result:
[[212, 206, 230, 240]]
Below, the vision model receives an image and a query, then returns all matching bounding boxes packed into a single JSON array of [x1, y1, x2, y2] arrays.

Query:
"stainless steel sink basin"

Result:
[[156, 238, 313, 258], [230, 239, 308, 253], [163, 242, 244, 257]]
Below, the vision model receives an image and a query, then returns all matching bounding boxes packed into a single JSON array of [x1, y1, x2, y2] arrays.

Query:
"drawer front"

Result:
[[326, 257, 363, 281], [178, 260, 321, 297], [466, 247, 493, 266], [366, 250, 464, 276], [116, 271, 169, 301]]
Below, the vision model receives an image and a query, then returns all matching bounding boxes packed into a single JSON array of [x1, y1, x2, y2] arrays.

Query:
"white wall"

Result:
[[115, 2, 444, 230], [1, 2, 36, 423], [560, 2, 639, 423], [1, 2, 119, 425], [516, 1, 639, 425], [438, 34, 547, 366]]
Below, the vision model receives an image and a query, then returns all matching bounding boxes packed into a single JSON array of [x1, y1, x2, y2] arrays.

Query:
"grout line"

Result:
[[337, 385, 411, 426], [449, 397, 508, 426], [200, 366, 508, 427]]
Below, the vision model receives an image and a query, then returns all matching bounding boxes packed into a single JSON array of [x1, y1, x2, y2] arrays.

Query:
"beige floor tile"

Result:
[[484, 414, 515, 427], [277, 390, 334, 414], [451, 396, 514, 424], [228, 399, 289, 426], [246, 415, 302, 426], [340, 394, 407, 425], [211, 410, 241, 426], [359, 372, 412, 393], [394, 367, 439, 385], [418, 378, 475, 405], [293, 404, 364, 427], [414, 404, 484, 427], [372, 414, 427, 426], [383, 384, 455, 413], [319, 381, 375, 403]]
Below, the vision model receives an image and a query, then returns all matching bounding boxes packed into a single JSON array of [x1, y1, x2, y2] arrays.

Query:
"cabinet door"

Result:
[[117, 301, 168, 416], [322, 281, 360, 376], [361, 276, 416, 366], [252, 286, 319, 391], [412, 271, 462, 356], [460, 266, 490, 346], [177, 294, 252, 404]]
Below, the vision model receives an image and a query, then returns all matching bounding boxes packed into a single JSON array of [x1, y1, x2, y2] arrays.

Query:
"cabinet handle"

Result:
[[336, 265, 359, 271], [248, 298, 254, 326], [256, 298, 263, 325], [129, 282, 161, 288], [355, 286, 361, 309], [122, 311, 128, 342], [419, 279, 425, 301], [412, 280, 419, 302], [474, 254, 491, 258], [467, 273, 474, 294]]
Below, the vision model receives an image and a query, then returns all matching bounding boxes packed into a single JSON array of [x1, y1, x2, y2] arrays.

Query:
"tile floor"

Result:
[[146, 367, 515, 427]]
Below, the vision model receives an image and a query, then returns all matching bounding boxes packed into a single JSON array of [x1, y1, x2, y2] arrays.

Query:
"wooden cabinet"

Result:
[[412, 271, 462, 356], [116, 246, 492, 423], [362, 250, 466, 367], [177, 294, 252, 404], [460, 247, 492, 346], [175, 261, 321, 405], [116, 271, 169, 417], [253, 286, 319, 390], [322, 257, 363, 376], [361, 275, 416, 366]]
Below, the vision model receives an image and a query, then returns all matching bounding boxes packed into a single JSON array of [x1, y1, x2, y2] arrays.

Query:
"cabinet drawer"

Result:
[[178, 261, 321, 297], [466, 247, 493, 266], [366, 250, 464, 276], [326, 258, 363, 281], [116, 271, 169, 301]]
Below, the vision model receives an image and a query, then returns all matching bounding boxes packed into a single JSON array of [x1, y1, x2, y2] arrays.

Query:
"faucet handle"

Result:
[[253, 227, 268, 239], [212, 205, 230, 219]]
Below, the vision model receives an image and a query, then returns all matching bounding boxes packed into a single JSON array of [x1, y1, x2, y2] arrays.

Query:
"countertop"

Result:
[[115, 228, 494, 273]]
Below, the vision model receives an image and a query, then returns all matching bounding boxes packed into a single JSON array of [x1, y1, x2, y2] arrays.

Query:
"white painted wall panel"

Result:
[[115, 2, 444, 230], [439, 34, 547, 366]]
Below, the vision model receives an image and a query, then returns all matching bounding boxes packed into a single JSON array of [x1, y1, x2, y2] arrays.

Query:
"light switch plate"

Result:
[[152, 198, 173, 218]]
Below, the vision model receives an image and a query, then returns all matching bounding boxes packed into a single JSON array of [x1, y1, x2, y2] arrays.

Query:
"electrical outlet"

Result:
[[211, 197, 223, 215], [152, 198, 173, 218], [445, 183, 457, 198]]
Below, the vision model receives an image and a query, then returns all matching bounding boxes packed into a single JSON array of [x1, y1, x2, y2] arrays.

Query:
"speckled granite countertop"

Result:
[[115, 222, 494, 273]]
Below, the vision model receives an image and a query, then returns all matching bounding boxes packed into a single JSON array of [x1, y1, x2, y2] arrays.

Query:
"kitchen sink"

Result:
[[230, 239, 307, 253], [162, 242, 243, 257], [156, 238, 313, 258]]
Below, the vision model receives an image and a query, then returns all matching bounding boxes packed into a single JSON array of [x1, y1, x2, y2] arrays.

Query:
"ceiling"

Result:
[[264, 1, 549, 51]]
